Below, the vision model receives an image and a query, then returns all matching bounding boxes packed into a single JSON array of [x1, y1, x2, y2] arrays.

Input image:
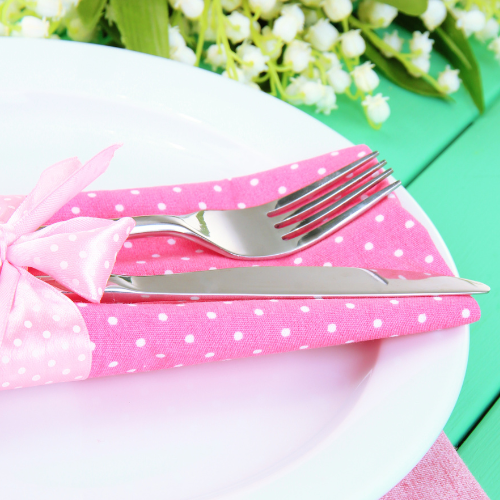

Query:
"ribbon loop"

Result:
[[0, 223, 17, 269]]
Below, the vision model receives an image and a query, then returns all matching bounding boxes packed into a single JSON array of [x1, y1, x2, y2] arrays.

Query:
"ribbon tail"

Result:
[[0, 262, 20, 347]]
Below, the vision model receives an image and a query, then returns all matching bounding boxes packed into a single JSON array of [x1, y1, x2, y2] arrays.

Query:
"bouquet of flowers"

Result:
[[2, 0, 498, 126]]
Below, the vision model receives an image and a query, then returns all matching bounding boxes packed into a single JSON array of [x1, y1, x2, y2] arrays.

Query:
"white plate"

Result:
[[0, 39, 468, 500]]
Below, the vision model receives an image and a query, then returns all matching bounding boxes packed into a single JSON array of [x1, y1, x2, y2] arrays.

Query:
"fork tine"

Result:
[[275, 160, 387, 228], [267, 151, 379, 217], [282, 169, 394, 240], [293, 180, 402, 247]]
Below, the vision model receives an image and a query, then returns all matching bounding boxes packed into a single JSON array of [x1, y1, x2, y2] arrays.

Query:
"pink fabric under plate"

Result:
[[45, 144, 480, 379]]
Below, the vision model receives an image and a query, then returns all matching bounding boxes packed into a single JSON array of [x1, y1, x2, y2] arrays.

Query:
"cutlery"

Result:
[[125, 152, 401, 259], [38, 267, 489, 303]]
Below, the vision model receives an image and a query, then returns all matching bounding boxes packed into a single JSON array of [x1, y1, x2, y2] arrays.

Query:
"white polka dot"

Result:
[[173, 187, 182, 193], [156, 354, 166, 358], [394, 249, 404, 257], [60, 261, 68, 269], [42, 330, 51, 339], [300, 306, 310, 313], [199, 202, 207, 210], [127, 369, 137, 373], [77, 354, 86, 362], [237, 202, 246, 209], [405, 220, 415, 229], [151, 254, 160, 259], [328, 324, 336, 333], [124, 242, 133, 248], [195, 249, 204, 253], [294, 257, 302, 265], [79, 251, 87, 258], [33, 256, 41, 265], [390, 300, 399, 305], [164, 270, 173, 274], [108, 361, 118, 367], [190, 296, 199, 300], [115, 204, 124, 212], [205, 352, 215, 358], [113, 234, 119, 242], [62, 369, 71, 375], [278, 186, 287, 194], [375, 214, 384, 222], [18, 367, 26, 374], [50, 244, 58, 252], [1, 356, 9, 364], [108, 317, 118, 326], [365, 242, 374, 251], [157, 202, 167, 211], [52, 315, 60, 322], [318, 167, 326, 175], [346, 303, 355, 309], [323, 262, 332, 267], [250, 178, 259, 186], [165, 238, 176, 246], [254, 309, 264, 316], [373, 319, 382, 328], [425, 255, 434, 263], [234, 331, 243, 341], [130, 190, 140, 195], [68, 234, 77, 242], [253, 349, 263, 354], [136, 338, 146, 347], [87, 193, 96, 198], [24, 320, 32, 329], [185, 334, 194, 343], [462, 309, 470, 318], [345, 340, 355, 344], [398, 275, 407, 280], [98, 287, 103, 296], [346, 173, 354, 178], [418, 314, 427, 323], [73, 325, 81, 333], [331, 151, 339, 156], [434, 296, 442, 301], [158, 313, 168, 321], [290, 163, 299, 169], [104, 260, 110, 269], [2, 382, 9, 388], [75, 376, 83, 380], [335, 236, 343, 243], [136, 260, 146, 264], [357, 151, 367, 157], [48, 360, 56, 367], [32, 375, 41, 382], [281, 328, 291, 337], [90, 342, 96, 351], [299, 346, 309, 350], [71, 207, 80, 214], [213, 185, 222, 192]]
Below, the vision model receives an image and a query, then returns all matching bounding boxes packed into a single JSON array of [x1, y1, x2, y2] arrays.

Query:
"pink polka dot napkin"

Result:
[[45, 144, 480, 380]]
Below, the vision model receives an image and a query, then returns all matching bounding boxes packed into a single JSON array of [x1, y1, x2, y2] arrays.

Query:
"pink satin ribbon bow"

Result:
[[0, 145, 135, 390]]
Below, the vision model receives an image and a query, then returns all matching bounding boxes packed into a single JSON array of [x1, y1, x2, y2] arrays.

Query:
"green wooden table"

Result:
[[300, 39, 500, 499]]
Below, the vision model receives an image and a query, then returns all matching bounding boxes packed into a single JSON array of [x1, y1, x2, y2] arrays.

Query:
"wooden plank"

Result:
[[302, 39, 500, 187], [459, 396, 500, 499], [407, 95, 500, 446]]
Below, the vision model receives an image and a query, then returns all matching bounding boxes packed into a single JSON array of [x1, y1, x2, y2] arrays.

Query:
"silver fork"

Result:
[[127, 152, 401, 259]]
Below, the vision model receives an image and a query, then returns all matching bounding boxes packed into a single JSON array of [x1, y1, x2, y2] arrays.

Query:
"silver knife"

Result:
[[38, 267, 489, 303]]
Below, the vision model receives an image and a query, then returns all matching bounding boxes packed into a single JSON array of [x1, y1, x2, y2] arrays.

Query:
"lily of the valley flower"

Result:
[[237, 43, 270, 77], [408, 54, 431, 76], [340, 29, 366, 58], [225, 11, 251, 43], [322, 51, 341, 69], [322, 0, 352, 23], [172, 45, 197, 64], [316, 86, 337, 114], [476, 18, 499, 42], [34, 0, 63, 18], [437, 65, 461, 94], [362, 93, 390, 124], [273, 4, 304, 42], [455, 8, 486, 37], [305, 19, 339, 51], [172, 0, 204, 19], [326, 66, 351, 93], [420, 0, 446, 31], [351, 61, 379, 92], [206, 44, 227, 69], [284, 40, 312, 72], [261, 26, 283, 58], [488, 37, 500, 60], [20, 16, 49, 38], [358, 1, 397, 28], [221, 0, 242, 11], [409, 31, 434, 55], [249, 0, 277, 15], [381, 30, 403, 57]]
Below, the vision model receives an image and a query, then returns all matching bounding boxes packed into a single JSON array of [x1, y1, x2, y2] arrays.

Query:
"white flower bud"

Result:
[[322, 0, 352, 22], [304, 8, 319, 27], [221, 0, 241, 11], [455, 8, 486, 37], [408, 54, 431, 76], [321, 51, 341, 69], [316, 85, 337, 114], [437, 65, 460, 94], [206, 44, 227, 69], [300, 79, 326, 105], [420, 0, 446, 31], [66, 15, 95, 42], [225, 11, 251, 43], [20, 16, 49, 38], [351, 61, 379, 92], [305, 19, 339, 51], [249, 0, 276, 14], [273, 13, 298, 42], [222, 66, 249, 82], [285, 76, 307, 105], [172, 45, 197, 65], [176, 0, 204, 19], [237, 43, 270, 77], [340, 29, 366, 58], [260, 0, 282, 20], [409, 31, 434, 55], [246, 81, 261, 91], [261, 26, 283, 58], [169, 26, 186, 51], [326, 67, 351, 93], [475, 18, 499, 42], [488, 37, 500, 60], [281, 4, 305, 31], [284, 40, 313, 72], [34, 0, 63, 18], [381, 30, 403, 57], [362, 93, 390, 124], [358, 1, 397, 28]]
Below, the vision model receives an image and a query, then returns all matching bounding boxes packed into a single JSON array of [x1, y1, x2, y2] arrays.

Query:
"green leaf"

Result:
[[77, 0, 107, 29], [380, 0, 428, 16], [397, 13, 484, 113], [364, 38, 447, 98], [109, 0, 170, 58]]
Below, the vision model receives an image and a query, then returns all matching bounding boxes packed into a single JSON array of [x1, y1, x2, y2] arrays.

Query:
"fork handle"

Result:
[[128, 215, 195, 239]]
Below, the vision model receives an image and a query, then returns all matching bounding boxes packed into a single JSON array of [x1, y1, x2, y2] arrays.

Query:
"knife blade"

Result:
[[37, 267, 489, 303]]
